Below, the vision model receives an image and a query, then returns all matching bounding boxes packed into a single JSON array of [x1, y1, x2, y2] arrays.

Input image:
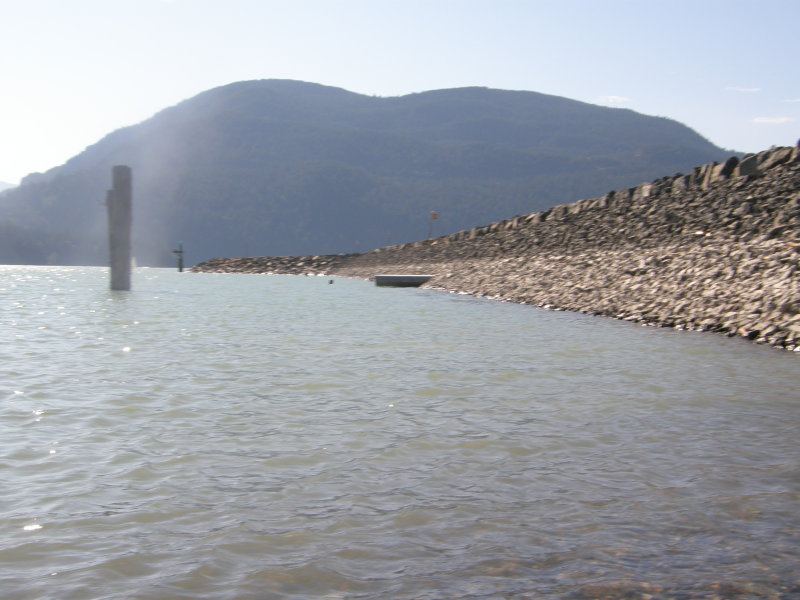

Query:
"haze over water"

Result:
[[2, 266, 799, 598]]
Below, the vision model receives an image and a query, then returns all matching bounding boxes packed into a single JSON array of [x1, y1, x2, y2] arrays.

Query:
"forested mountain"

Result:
[[0, 80, 733, 266]]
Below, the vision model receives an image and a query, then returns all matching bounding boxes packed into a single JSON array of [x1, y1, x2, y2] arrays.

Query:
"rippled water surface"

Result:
[[1, 266, 799, 599]]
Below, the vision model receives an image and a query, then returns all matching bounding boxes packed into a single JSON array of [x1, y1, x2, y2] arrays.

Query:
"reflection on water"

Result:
[[1, 266, 799, 599]]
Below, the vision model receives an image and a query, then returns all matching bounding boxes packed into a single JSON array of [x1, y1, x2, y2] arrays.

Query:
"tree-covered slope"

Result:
[[0, 80, 733, 265]]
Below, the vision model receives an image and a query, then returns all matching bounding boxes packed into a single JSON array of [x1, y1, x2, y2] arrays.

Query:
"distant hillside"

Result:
[[0, 80, 735, 266], [0, 181, 15, 192]]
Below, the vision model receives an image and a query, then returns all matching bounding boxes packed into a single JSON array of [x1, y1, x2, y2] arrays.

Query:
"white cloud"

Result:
[[781, 98, 800, 103], [752, 116, 795, 125], [595, 95, 631, 106], [725, 86, 761, 93]]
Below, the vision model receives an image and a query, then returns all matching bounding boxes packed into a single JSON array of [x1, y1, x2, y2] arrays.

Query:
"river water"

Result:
[[1, 266, 799, 599]]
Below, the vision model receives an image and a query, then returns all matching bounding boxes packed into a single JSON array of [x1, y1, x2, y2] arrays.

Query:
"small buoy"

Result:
[[329, 279, 334, 284]]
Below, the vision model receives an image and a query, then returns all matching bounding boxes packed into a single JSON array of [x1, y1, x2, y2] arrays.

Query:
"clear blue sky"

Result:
[[1, 0, 798, 184]]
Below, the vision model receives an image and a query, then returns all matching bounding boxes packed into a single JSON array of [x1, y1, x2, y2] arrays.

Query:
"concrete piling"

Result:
[[173, 242, 185, 272], [106, 165, 132, 291]]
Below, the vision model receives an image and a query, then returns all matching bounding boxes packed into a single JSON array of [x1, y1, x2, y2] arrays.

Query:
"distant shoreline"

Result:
[[194, 146, 800, 352]]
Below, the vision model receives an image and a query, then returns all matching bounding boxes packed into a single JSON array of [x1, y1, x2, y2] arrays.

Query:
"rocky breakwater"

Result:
[[194, 145, 800, 350], [193, 254, 353, 275]]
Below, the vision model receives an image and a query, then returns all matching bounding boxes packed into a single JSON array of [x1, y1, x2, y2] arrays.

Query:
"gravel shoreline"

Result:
[[194, 146, 800, 351]]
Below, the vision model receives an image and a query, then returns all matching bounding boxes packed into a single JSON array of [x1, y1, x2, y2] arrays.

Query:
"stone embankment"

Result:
[[195, 254, 353, 275], [194, 145, 800, 351]]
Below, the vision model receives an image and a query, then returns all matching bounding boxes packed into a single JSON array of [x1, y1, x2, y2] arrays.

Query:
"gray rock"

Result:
[[761, 147, 793, 170], [736, 155, 760, 177]]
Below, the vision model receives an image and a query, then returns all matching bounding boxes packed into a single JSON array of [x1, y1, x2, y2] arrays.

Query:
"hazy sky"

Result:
[[1, 0, 798, 184]]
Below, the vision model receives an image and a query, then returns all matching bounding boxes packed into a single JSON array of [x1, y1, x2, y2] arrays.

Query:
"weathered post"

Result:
[[172, 242, 184, 272], [427, 210, 439, 239], [106, 165, 132, 290]]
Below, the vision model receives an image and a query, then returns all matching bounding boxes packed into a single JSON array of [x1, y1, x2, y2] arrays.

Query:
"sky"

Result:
[[0, 0, 798, 185]]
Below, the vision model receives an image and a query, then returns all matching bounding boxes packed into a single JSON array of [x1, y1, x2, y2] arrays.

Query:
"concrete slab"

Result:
[[374, 274, 433, 287]]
